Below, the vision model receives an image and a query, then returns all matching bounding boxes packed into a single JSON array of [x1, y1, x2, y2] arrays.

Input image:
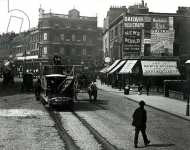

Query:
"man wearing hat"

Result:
[[132, 100, 150, 148]]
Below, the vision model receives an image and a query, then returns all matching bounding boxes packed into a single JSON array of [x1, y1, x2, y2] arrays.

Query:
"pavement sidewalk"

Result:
[[96, 80, 190, 121]]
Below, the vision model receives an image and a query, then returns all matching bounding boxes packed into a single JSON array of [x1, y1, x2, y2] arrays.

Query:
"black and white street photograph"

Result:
[[0, 0, 190, 149]]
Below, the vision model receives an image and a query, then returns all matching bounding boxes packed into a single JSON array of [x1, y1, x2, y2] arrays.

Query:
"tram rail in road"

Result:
[[44, 105, 119, 150], [45, 108, 79, 150]]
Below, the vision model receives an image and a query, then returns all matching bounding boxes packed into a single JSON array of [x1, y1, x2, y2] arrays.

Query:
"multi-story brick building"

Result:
[[103, 1, 178, 60], [102, 0, 184, 88], [103, 6, 127, 60], [38, 7, 103, 67], [173, 7, 190, 79]]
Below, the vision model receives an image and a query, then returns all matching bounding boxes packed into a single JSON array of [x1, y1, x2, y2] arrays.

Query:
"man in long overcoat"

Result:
[[132, 101, 150, 148]]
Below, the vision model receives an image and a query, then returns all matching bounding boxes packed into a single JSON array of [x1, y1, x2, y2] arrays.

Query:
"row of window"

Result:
[[43, 33, 87, 41], [39, 20, 96, 30], [30, 43, 39, 50], [42, 46, 91, 56], [31, 33, 43, 42], [0, 43, 9, 49]]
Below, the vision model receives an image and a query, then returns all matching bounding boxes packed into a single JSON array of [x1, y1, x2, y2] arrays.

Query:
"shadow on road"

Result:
[[137, 143, 174, 149], [54, 98, 107, 112], [147, 143, 175, 148], [0, 82, 34, 97]]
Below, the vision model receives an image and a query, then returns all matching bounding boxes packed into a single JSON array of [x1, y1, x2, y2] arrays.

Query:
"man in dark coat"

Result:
[[146, 81, 151, 96], [132, 101, 150, 148], [34, 78, 41, 100]]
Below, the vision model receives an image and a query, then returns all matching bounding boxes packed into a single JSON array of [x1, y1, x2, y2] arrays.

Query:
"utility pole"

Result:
[[186, 95, 189, 116]]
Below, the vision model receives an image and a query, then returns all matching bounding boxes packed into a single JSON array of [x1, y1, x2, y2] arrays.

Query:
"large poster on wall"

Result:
[[151, 16, 174, 55], [123, 29, 142, 53], [123, 16, 151, 57]]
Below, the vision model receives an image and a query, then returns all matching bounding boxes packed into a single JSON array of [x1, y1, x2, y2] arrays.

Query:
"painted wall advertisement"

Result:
[[151, 16, 174, 55], [123, 29, 142, 53], [123, 16, 151, 57]]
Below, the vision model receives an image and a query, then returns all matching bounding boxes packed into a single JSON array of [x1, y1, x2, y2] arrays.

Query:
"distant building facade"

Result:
[[38, 8, 103, 67], [103, 6, 127, 60], [103, 1, 178, 61], [0, 32, 17, 60], [102, 0, 183, 89]]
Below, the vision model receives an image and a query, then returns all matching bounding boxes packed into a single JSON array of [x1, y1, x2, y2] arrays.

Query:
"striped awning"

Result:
[[105, 59, 120, 73], [185, 60, 190, 64], [119, 60, 137, 74], [109, 60, 126, 74], [99, 66, 110, 73]]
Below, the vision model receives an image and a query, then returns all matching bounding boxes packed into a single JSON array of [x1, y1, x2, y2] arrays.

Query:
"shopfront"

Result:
[[141, 60, 180, 90], [108, 60, 126, 88], [119, 60, 139, 87], [105, 59, 121, 85]]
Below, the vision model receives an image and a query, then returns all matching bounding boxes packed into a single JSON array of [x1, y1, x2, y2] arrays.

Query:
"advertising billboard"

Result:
[[123, 29, 142, 52], [151, 16, 174, 55]]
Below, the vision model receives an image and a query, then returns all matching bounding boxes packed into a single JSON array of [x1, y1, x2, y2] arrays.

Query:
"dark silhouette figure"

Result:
[[88, 82, 97, 102], [138, 84, 143, 95], [34, 78, 41, 100], [132, 101, 150, 148], [146, 81, 151, 96]]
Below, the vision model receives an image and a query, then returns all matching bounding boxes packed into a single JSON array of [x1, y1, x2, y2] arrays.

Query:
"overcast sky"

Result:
[[0, 0, 190, 33]]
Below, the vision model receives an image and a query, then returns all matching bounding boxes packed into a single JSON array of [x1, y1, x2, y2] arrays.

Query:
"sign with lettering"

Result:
[[152, 16, 169, 30], [141, 61, 180, 76], [124, 22, 144, 28], [124, 16, 151, 28], [151, 16, 174, 54], [124, 29, 142, 52]]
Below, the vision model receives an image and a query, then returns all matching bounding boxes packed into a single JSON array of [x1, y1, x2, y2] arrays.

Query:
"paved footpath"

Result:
[[96, 80, 190, 121]]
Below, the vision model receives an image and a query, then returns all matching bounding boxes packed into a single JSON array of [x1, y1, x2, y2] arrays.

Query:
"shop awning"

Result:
[[106, 59, 120, 73], [16, 55, 38, 60], [119, 60, 137, 74], [141, 61, 180, 76], [109, 60, 126, 74], [99, 66, 110, 73]]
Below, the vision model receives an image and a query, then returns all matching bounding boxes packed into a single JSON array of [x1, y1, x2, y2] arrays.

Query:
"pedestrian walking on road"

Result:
[[132, 101, 150, 148], [138, 84, 143, 95], [146, 81, 151, 96], [34, 78, 41, 101]]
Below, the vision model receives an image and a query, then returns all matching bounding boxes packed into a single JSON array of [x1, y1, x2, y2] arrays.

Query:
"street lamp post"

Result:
[[185, 80, 190, 116], [185, 62, 190, 116], [186, 96, 189, 116]]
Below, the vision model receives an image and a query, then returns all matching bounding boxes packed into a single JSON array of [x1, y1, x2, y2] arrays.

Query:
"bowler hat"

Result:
[[139, 100, 145, 106]]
